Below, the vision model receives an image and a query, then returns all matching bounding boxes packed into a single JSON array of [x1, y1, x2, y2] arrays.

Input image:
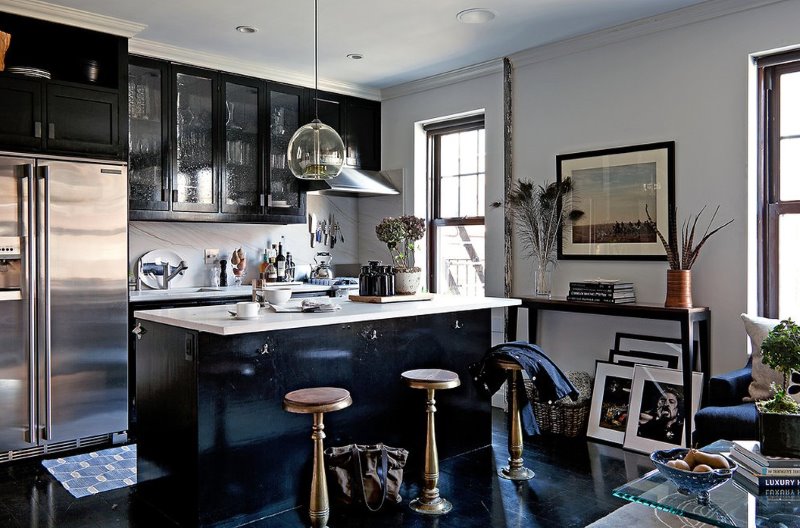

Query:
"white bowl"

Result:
[[264, 287, 292, 305]]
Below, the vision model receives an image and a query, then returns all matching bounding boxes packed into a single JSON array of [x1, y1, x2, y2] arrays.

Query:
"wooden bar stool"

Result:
[[494, 358, 535, 480], [401, 368, 460, 515], [283, 387, 352, 528]]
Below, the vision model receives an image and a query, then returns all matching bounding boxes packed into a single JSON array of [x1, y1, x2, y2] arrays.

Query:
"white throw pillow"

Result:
[[741, 313, 798, 402]]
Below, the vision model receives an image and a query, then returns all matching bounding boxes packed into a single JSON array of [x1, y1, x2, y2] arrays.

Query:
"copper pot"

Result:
[[665, 269, 692, 308]]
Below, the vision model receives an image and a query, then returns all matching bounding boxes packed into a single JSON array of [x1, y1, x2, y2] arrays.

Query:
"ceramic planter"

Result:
[[394, 268, 421, 295], [758, 408, 800, 458]]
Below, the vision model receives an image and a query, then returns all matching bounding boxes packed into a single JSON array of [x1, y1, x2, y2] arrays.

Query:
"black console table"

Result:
[[510, 298, 710, 447]]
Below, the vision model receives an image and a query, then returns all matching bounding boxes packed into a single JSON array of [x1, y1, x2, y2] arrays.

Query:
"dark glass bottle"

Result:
[[359, 265, 371, 296], [276, 242, 286, 282], [219, 260, 228, 287], [368, 261, 382, 296]]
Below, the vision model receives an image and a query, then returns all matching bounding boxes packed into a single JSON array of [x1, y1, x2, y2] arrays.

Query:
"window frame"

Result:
[[758, 51, 800, 317], [425, 115, 486, 294]]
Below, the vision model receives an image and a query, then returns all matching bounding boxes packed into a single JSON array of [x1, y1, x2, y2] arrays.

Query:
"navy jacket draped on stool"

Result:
[[469, 341, 578, 435]]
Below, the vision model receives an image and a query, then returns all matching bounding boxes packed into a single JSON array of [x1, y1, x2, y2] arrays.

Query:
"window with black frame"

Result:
[[426, 115, 486, 296], [759, 52, 800, 318]]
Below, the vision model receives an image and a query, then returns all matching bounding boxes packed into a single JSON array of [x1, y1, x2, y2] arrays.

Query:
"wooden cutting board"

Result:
[[348, 292, 434, 303]]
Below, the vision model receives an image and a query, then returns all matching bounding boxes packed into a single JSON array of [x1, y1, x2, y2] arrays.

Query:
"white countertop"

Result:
[[129, 284, 333, 303], [134, 295, 521, 335]]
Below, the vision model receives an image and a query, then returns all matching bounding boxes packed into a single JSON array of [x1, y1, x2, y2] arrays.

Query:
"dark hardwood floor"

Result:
[[0, 410, 651, 528]]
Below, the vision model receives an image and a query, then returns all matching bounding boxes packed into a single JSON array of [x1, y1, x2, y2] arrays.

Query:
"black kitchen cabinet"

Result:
[[345, 97, 381, 170], [0, 12, 127, 159], [221, 75, 263, 215], [172, 66, 218, 213], [310, 89, 345, 132], [267, 82, 306, 219], [129, 58, 170, 211], [0, 77, 42, 150]]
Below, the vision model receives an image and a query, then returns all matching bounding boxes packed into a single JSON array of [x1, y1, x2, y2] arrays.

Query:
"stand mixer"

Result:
[[310, 252, 333, 279]]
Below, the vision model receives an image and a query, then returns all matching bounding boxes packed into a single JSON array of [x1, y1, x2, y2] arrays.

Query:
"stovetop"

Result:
[[309, 277, 359, 287]]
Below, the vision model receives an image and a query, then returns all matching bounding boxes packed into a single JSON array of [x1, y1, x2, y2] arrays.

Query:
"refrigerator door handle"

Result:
[[21, 164, 36, 444], [37, 166, 52, 441]]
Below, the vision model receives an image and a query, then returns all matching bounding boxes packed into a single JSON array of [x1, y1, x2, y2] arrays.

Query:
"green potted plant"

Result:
[[506, 178, 583, 297], [375, 215, 426, 294], [757, 318, 800, 457]]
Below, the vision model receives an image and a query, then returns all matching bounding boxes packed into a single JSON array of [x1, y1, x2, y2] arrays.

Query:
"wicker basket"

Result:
[[521, 371, 593, 437]]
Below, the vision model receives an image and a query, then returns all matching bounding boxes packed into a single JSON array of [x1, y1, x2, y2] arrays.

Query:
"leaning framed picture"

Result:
[[623, 365, 703, 454], [586, 361, 634, 445], [557, 141, 675, 260], [608, 349, 679, 369]]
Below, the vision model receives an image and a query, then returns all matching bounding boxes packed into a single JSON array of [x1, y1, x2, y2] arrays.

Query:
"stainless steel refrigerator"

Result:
[[0, 154, 128, 460]]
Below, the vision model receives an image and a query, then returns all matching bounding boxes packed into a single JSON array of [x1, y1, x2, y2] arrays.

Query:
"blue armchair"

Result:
[[693, 357, 758, 447]]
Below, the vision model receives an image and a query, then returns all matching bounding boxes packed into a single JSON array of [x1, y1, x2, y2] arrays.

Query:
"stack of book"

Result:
[[730, 440, 800, 491], [567, 280, 636, 304]]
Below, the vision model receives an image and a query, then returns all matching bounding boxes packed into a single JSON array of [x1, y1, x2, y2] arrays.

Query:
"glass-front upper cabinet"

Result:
[[128, 58, 169, 211], [221, 76, 262, 214], [267, 83, 305, 217], [172, 66, 217, 213]]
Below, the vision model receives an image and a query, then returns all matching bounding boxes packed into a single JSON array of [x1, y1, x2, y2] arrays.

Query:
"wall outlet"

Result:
[[204, 248, 219, 265]]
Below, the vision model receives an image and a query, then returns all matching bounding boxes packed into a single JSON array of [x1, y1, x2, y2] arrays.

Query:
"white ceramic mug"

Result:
[[236, 301, 260, 318]]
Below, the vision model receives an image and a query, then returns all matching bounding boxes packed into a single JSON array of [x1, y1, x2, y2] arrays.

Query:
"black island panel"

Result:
[[135, 309, 492, 527]]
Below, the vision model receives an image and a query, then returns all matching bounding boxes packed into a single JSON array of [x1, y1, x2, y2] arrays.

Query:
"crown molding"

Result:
[[129, 38, 381, 101], [380, 59, 503, 101], [380, 0, 785, 101], [508, 0, 785, 69], [0, 0, 146, 37]]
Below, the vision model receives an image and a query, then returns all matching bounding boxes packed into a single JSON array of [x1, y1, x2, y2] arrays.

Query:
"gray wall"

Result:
[[380, 0, 800, 376]]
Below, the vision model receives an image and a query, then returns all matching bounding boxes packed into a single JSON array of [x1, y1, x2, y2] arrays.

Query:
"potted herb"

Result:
[[375, 215, 426, 294], [506, 178, 583, 297], [646, 206, 733, 308], [757, 318, 800, 457]]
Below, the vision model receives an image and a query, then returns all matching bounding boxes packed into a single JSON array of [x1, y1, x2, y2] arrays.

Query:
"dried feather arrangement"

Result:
[[646, 205, 733, 270], [507, 178, 584, 267]]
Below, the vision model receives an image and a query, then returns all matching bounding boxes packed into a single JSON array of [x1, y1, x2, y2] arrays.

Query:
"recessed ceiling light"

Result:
[[235, 25, 258, 34], [346, 53, 364, 60], [456, 8, 496, 24]]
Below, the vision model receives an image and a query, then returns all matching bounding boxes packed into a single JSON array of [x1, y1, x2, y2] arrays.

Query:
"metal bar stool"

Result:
[[283, 387, 352, 528], [494, 358, 535, 480], [401, 368, 460, 515]]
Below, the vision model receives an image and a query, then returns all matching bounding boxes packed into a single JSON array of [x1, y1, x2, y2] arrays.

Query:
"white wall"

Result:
[[381, 0, 800, 376], [129, 194, 359, 287]]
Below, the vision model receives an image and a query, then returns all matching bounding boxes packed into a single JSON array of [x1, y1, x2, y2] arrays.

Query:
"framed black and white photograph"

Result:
[[557, 141, 675, 260], [623, 365, 703, 454], [608, 349, 679, 369], [615, 332, 694, 370], [587, 361, 634, 445]]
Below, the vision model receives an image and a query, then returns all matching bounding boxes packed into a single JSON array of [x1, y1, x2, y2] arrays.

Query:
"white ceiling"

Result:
[[18, 0, 712, 90]]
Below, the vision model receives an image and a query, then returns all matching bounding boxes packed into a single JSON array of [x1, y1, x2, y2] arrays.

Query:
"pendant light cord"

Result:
[[314, 0, 319, 119]]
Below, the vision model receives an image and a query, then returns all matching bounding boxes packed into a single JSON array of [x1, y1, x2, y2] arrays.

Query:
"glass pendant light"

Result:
[[287, 0, 345, 180]]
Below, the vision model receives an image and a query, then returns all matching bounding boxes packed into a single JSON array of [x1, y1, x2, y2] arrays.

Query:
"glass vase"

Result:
[[534, 261, 553, 298]]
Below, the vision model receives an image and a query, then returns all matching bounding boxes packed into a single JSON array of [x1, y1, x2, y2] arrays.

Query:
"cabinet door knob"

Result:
[[48, 123, 55, 139], [132, 322, 147, 340], [453, 320, 463, 330], [34, 122, 42, 138]]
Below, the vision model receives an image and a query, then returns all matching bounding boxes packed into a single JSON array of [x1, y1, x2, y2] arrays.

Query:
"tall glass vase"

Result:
[[534, 260, 553, 298]]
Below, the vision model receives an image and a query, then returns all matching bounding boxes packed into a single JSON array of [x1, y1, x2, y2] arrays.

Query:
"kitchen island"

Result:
[[133, 295, 519, 528]]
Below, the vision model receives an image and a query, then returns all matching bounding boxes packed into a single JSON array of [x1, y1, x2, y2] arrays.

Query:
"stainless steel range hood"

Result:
[[306, 168, 399, 196]]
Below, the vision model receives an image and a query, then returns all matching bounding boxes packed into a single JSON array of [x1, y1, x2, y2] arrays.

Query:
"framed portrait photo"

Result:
[[608, 349, 679, 369], [557, 141, 675, 260], [623, 365, 703, 454], [586, 361, 634, 445]]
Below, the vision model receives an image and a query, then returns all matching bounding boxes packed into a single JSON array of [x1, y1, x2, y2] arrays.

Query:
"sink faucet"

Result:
[[159, 260, 188, 290]]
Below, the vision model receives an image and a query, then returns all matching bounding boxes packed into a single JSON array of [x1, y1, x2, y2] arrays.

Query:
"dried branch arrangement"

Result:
[[646, 205, 733, 270]]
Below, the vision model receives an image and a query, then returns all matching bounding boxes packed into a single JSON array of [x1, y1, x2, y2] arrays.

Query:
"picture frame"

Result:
[[608, 349, 679, 369], [623, 365, 703, 454], [615, 332, 697, 370], [586, 361, 634, 445], [557, 141, 675, 260]]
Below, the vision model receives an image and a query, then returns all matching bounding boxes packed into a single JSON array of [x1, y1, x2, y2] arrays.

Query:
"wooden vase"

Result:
[[665, 270, 692, 308]]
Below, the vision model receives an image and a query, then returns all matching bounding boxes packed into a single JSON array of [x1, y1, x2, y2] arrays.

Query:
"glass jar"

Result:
[[381, 266, 395, 296], [359, 265, 371, 296]]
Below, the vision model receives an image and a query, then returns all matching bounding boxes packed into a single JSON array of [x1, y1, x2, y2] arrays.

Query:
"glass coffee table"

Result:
[[612, 441, 800, 528]]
